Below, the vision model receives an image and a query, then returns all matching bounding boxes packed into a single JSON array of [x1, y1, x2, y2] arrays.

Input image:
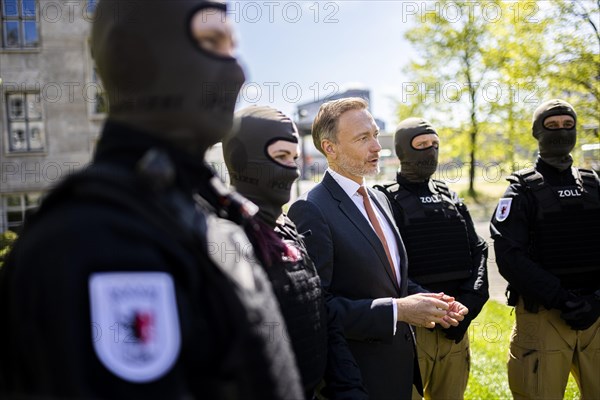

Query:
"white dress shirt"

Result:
[[327, 169, 402, 333]]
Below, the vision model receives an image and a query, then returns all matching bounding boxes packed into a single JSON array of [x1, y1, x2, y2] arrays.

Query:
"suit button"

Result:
[[405, 333, 411, 341]]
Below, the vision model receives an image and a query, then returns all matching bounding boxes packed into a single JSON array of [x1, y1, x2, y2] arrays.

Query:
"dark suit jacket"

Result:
[[289, 172, 421, 400]]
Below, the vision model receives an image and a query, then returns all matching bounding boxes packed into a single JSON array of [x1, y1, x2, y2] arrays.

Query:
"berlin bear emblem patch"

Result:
[[89, 272, 181, 383], [495, 198, 513, 222]]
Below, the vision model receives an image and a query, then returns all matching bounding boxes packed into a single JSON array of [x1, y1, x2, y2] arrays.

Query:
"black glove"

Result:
[[443, 321, 470, 344], [560, 292, 600, 331]]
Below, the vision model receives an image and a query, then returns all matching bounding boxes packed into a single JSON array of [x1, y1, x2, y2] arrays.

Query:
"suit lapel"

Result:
[[323, 173, 401, 294]]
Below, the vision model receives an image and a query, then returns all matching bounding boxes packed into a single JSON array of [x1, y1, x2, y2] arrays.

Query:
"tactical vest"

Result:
[[7, 156, 303, 399], [269, 216, 327, 394], [510, 167, 600, 288], [376, 179, 472, 286]]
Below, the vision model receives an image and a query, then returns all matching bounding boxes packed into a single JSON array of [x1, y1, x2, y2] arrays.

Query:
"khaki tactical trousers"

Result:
[[508, 298, 600, 400], [412, 326, 470, 400]]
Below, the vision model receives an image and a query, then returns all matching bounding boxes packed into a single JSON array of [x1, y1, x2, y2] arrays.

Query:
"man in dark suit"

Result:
[[289, 97, 468, 399]]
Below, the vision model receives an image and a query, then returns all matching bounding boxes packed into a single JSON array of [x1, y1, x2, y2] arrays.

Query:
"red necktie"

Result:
[[357, 187, 398, 284]]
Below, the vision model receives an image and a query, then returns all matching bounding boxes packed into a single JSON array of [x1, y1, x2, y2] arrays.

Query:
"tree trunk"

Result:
[[465, 58, 479, 199]]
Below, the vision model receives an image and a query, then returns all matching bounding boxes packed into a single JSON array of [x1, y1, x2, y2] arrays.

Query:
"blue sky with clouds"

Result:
[[231, 1, 418, 131]]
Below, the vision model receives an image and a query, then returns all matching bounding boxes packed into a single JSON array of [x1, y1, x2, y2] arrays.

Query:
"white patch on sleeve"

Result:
[[495, 198, 513, 222], [89, 272, 181, 383]]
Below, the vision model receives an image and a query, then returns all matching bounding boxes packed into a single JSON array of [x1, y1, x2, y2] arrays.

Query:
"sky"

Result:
[[230, 1, 419, 132]]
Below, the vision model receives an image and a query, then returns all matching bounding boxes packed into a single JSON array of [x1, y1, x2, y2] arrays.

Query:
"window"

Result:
[[1, 0, 38, 48], [6, 92, 45, 152], [87, 0, 97, 14], [2, 192, 41, 232]]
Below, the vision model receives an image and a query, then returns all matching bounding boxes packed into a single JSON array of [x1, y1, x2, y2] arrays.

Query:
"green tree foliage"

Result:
[[544, 0, 600, 162], [400, 0, 599, 194], [0, 230, 18, 268], [400, 0, 493, 196], [482, 2, 550, 169]]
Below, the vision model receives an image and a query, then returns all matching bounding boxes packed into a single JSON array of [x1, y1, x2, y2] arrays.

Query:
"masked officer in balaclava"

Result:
[[224, 106, 302, 227], [223, 106, 368, 400], [0, 2, 303, 399], [375, 117, 489, 400], [491, 99, 600, 399]]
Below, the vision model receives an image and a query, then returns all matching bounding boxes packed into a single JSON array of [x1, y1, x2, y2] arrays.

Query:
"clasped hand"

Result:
[[396, 292, 469, 329]]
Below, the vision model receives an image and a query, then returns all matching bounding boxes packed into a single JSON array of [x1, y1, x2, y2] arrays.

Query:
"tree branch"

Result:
[[548, 72, 600, 102], [573, 0, 600, 45]]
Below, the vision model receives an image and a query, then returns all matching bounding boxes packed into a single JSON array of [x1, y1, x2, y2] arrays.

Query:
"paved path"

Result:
[[474, 220, 508, 303]]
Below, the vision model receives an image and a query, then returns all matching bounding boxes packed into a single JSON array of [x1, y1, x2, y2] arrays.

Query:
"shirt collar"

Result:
[[326, 168, 365, 198]]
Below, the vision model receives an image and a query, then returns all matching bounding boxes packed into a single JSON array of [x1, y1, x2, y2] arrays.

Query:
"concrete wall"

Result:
[[0, 1, 104, 231]]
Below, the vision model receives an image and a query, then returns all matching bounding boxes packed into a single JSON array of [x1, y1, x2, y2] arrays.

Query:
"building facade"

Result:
[[295, 88, 390, 180], [0, 0, 103, 232]]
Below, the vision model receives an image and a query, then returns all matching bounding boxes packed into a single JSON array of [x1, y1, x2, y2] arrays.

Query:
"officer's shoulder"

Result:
[[431, 178, 454, 193], [280, 214, 298, 231], [497, 178, 527, 196], [506, 167, 538, 184], [430, 178, 461, 202], [577, 167, 600, 183], [371, 187, 392, 203], [44, 199, 163, 246], [373, 181, 398, 194], [493, 167, 536, 197], [13, 199, 168, 282], [36, 163, 168, 239]]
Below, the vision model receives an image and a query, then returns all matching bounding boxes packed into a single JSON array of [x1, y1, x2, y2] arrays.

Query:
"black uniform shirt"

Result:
[[490, 158, 600, 310], [0, 122, 303, 400]]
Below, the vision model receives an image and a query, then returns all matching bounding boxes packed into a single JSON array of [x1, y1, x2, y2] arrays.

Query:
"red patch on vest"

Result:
[[283, 243, 301, 263]]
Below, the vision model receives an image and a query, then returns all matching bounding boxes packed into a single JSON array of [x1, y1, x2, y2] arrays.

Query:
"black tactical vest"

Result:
[[267, 216, 327, 395], [377, 179, 472, 287], [0, 158, 303, 399], [510, 167, 600, 289]]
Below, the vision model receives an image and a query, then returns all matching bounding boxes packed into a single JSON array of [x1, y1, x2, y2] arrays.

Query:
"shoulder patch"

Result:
[[89, 272, 181, 383], [282, 241, 302, 263], [495, 198, 513, 222]]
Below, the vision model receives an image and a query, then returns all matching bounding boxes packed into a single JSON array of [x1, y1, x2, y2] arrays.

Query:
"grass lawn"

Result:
[[465, 300, 581, 399]]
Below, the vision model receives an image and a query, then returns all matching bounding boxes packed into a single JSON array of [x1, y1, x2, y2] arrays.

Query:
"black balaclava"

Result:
[[395, 117, 439, 182], [532, 99, 577, 171], [91, 0, 245, 156], [223, 106, 300, 227]]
